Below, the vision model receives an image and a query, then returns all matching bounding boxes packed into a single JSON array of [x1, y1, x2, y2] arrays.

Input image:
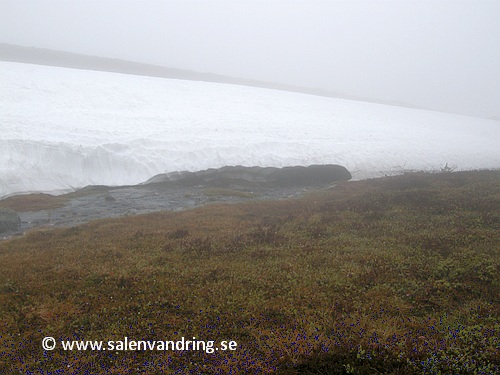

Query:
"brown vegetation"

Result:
[[0, 170, 498, 373], [0, 193, 67, 212]]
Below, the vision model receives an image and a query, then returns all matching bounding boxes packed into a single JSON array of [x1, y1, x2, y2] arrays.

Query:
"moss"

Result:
[[0, 170, 498, 373], [0, 193, 67, 212]]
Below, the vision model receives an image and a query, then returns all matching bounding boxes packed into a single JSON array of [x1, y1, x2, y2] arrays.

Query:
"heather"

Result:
[[0, 170, 498, 374]]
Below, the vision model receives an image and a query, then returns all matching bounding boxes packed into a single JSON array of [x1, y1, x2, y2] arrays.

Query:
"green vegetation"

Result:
[[0, 170, 498, 374]]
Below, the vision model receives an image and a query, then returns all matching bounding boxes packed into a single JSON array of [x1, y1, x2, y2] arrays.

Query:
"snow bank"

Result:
[[1, 61, 499, 197]]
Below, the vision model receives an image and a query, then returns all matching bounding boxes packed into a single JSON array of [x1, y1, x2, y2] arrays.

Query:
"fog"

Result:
[[1, 0, 499, 119]]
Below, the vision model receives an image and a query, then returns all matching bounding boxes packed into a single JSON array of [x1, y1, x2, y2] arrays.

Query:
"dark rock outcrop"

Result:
[[145, 164, 351, 188], [0, 207, 21, 233]]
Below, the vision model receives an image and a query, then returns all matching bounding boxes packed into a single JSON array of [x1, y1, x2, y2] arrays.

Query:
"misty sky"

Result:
[[1, 0, 499, 119]]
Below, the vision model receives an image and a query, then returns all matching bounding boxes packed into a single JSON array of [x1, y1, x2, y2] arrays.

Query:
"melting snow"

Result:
[[1, 61, 499, 197]]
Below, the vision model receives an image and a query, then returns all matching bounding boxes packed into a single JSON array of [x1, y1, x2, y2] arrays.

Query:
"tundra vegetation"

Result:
[[0, 170, 498, 374]]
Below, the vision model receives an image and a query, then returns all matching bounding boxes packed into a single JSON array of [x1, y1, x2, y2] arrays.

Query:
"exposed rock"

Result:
[[2, 165, 352, 239], [144, 164, 351, 187], [0, 207, 21, 233], [104, 195, 116, 203]]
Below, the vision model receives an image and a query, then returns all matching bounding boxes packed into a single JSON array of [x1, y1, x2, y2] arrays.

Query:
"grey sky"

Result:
[[1, 0, 499, 119]]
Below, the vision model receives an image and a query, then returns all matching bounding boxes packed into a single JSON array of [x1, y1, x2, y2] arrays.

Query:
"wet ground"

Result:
[[1, 164, 353, 240], [1, 182, 333, 240]]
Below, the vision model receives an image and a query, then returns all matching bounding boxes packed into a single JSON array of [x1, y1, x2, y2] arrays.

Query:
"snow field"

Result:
[[1, 61, 499, 197]]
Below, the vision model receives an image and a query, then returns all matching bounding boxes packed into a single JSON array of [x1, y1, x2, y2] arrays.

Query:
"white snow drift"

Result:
[[1, 61, 499, 198]]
